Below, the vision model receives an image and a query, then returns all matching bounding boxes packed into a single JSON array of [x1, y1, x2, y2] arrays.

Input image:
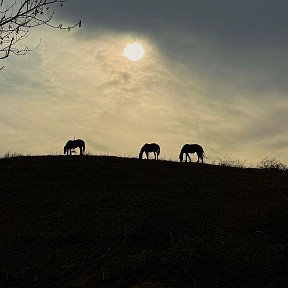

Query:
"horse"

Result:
[[179, 144, 204, 163], [64, 139, 85, 155], [139, 143, 160, 160]]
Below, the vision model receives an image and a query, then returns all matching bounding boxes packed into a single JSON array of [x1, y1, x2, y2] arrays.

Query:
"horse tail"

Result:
[[157, 145, 160, 156], [82, 141, 85, 153], [199, 146, 205, 163]]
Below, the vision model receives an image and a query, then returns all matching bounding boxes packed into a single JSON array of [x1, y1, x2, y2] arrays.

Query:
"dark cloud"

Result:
[[60, 0, 288, 43], [57, 0, 288, 93]]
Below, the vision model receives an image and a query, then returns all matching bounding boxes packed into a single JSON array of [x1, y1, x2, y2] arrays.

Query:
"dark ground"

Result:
[[0, 156, 288, 288]]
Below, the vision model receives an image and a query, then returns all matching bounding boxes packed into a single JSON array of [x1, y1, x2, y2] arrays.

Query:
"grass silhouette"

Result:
[[0, 155, 287, 287]]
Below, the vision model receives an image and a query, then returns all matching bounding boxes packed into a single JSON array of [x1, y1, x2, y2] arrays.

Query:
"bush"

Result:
[[2, 152, 23, 158], [207, 156, 248, 168], [258, 158, 287, 171]]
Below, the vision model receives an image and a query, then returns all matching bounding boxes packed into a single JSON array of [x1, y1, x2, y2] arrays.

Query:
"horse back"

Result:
[[66, 139, 85, 149], [143, 143, 159, 152], [183, 144, 204, 153]]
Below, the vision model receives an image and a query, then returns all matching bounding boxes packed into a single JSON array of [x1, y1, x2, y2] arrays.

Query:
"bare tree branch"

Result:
[[0, 0, 80, 64]]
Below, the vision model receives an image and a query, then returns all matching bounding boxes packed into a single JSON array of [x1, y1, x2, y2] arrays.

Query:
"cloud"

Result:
[[0, 1, 287, 164], [1, 30, 196, 157]]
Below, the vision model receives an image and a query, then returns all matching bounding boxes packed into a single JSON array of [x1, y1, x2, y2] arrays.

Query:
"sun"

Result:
[[123, 42, 144, 61]]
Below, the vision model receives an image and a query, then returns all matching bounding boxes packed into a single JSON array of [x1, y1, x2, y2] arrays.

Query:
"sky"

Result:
[[1, 0, 288, 165]]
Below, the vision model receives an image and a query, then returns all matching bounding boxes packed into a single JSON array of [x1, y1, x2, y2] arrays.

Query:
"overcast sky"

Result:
[[1, 0, 287, 165]]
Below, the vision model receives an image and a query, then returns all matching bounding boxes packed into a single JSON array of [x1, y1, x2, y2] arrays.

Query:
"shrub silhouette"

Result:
[[258, 158, 287, 171]]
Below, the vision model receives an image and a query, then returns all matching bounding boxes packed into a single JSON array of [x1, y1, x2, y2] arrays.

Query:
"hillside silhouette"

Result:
[[0, 156, 287, 287]]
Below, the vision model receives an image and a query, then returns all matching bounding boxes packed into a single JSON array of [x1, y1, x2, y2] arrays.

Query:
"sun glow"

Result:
[[123, 42, 145, 61]]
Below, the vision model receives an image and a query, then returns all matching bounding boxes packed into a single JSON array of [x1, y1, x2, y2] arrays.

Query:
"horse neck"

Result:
[[64, 143, 69, 152], [180, 147, 186, 155], [139, 147, 145, 159]]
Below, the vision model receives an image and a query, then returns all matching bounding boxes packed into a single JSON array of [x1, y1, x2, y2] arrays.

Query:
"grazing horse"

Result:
[[64, 139, 85, 155], [139, 143, 160, 160], [179, 144, 204, 163]]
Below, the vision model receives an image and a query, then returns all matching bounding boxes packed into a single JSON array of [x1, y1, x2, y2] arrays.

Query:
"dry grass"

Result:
[[0, 155, 288, 287]]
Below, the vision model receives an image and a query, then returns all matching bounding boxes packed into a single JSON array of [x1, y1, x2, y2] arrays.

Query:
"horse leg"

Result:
[[146, 152, 149, 159], [80, 147, 83, 155], [154, 151, 157, 160], [200, 154, 204, 163], [197, 152, 203, 163], [187, 153, 191, 162]]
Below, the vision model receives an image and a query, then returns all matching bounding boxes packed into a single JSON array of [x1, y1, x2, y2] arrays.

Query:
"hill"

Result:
[[0, 156, 288, 287]]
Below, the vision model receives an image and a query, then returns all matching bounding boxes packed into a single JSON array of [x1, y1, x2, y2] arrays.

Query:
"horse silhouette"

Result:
[[139, 143, 160, 160], [179, 144, 204, 163], [64, 139, 85, 155]]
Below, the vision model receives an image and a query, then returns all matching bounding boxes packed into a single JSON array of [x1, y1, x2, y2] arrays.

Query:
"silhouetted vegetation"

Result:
[[0, 155, 287, 287], [258, 157, 287, 171]]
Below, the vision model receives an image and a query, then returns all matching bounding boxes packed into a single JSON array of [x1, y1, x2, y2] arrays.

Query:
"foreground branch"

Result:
[[0, 0, 80, 64]]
